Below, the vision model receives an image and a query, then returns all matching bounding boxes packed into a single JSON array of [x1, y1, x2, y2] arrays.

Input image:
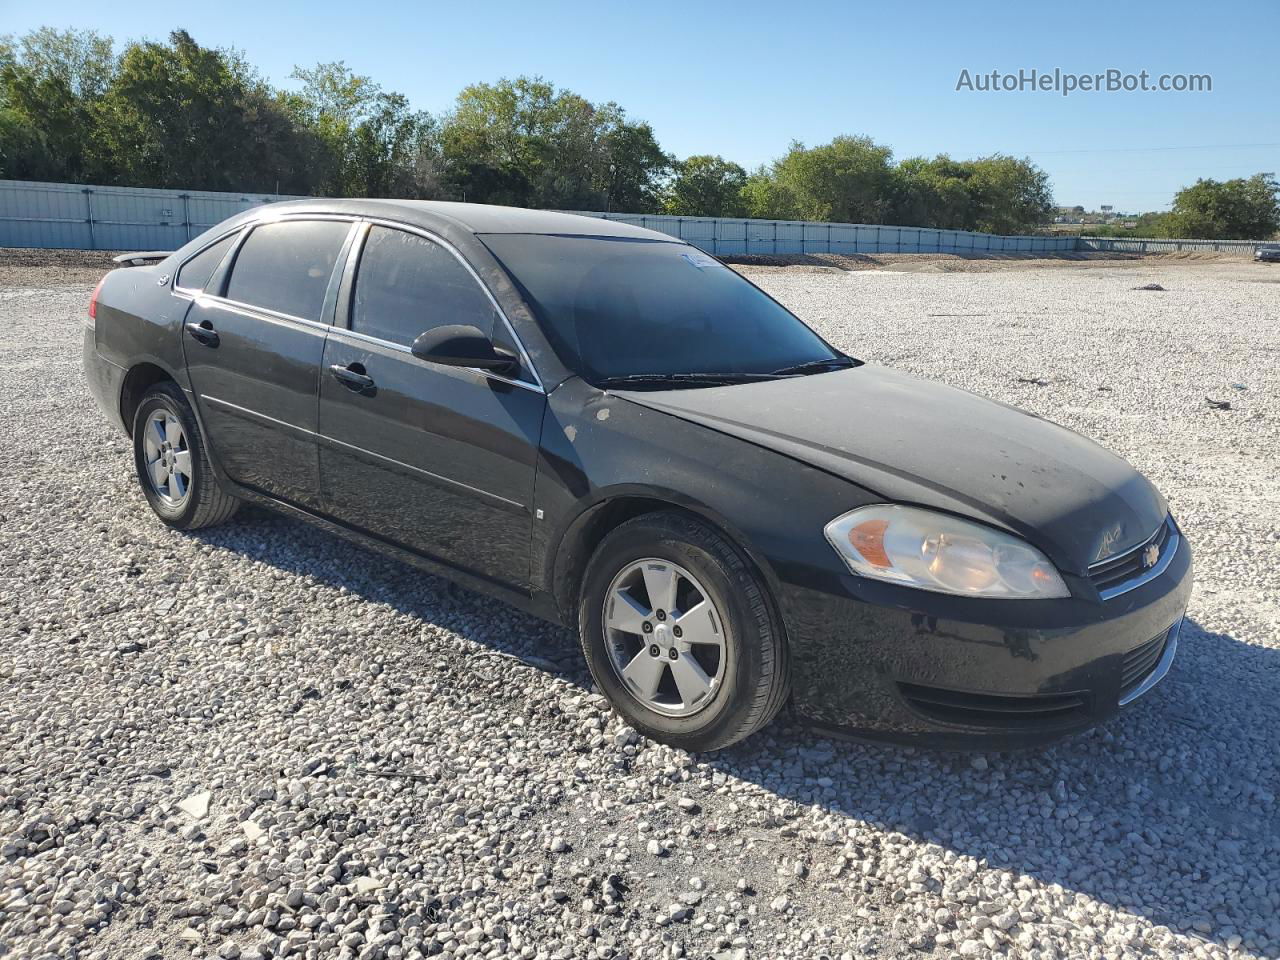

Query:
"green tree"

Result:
[[441, 77, 668, 209], [600, 118, 669, 213], [443, 76, 559, 206], [94, 31, 318, 192], [888, 155, 976, 229], [287, 61, 437, 197], [1, 25, 1077, 232], [771, 136, 895, 223], [0, 28, 115, 181], [964, 155, 1054, 234], [1160, 174, 1279, 239], [888, 154, 1052, 233], [741, 166, 799, 220], [665, 155, 747, 217], [12, 26, 115, 98]]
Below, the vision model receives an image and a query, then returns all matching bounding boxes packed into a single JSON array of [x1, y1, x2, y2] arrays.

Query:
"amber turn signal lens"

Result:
[[848, 518, 892, 568]]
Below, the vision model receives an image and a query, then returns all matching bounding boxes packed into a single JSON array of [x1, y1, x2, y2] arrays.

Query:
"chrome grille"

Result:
[[1089, 517, 1175, 599]]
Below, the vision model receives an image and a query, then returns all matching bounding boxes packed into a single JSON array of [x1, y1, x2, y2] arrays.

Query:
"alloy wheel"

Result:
[[602, 558, 728, 718], [142, 409, 193, 507]]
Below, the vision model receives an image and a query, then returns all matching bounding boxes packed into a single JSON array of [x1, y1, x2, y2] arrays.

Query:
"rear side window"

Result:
[[175, 233, 236, 292], [351, 226, 496, 347], [226, 220, 351, 322]]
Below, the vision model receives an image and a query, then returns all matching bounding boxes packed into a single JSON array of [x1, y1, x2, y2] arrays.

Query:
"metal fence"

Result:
[[0, 178, 1076, 256], [0, 179, 301, 251], [571, 211, 1078, 255], [1079, 236, 1266, 255], [0, 178, 1267, 257]]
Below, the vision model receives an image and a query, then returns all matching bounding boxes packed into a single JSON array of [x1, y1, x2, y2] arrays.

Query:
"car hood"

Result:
[[615, 365, 1166, 574]]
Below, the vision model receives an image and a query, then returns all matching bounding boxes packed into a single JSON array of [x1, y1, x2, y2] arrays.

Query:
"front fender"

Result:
[[532, 378, 878, 622]]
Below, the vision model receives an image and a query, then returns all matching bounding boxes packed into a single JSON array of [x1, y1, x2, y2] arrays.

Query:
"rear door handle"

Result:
[[185, 320, 219, 347], [329, 362, 375, 393]]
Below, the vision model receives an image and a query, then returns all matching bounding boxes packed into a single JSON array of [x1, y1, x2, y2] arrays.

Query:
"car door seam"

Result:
[[201, 395, 319, 439], [315, 431, 527, 512]]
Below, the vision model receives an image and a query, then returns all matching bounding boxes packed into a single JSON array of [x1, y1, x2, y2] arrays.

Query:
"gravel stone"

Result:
[[1, 255, 1277, 960]]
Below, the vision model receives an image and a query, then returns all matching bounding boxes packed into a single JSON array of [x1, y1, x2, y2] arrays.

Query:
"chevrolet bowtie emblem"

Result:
[[1142, 543, 1160, 569]]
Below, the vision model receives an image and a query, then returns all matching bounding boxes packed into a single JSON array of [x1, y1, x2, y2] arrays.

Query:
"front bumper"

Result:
[[779, 523, 1193, 749]]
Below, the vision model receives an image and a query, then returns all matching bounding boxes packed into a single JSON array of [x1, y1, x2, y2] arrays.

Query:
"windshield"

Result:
[[480, 235, 844, 385]]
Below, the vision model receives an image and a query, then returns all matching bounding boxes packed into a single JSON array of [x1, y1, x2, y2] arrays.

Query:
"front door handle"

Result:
[[329, 362, 376, 393], [185, 320, 219, 347]]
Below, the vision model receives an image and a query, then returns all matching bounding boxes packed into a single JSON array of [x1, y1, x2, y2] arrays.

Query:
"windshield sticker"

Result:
[[680, 251, 717, 271]]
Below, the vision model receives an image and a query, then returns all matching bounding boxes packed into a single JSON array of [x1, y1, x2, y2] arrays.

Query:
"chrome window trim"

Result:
[[355, 217, 545, 394], [324, 326, 543, 395], [172, 228, 244, 297], [1118, 617, 1181, 706], [193, 294, 333, 334], [217, 215, 359, 323], [1092, 519, 1180, 602], [173, 209, 546, 395]]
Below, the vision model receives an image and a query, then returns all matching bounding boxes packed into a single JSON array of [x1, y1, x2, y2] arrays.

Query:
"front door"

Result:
[[317, 224, 545, 588], [182, 218, 354, 508]]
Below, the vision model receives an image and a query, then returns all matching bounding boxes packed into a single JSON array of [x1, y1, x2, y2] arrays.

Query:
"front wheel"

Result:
[[132, 381, 239, 530], [578, 512, 790, 752]]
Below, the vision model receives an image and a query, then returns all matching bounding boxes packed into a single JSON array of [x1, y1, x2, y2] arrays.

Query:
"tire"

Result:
[[131, 381, 240, 530], [578, 511, 790, 752]]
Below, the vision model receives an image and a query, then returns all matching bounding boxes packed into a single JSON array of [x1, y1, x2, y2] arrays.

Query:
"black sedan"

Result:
[[83, 200, 1192, 751]]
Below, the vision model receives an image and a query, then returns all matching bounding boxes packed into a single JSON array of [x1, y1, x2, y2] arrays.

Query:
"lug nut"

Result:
[[672, 626, 683, 638], [648, 644, 660, 657], [642, 621, 653, 633], [668, 648, 678, 660], [656, 610, 667, 621]]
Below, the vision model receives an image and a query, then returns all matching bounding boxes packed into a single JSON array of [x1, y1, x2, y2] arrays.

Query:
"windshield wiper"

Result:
[[769, 356, 857, 376], [596, 371, 784, 388]]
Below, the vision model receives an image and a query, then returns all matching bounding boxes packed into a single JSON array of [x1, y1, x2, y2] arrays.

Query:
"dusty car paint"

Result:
[[84, 198, 1192, 748]]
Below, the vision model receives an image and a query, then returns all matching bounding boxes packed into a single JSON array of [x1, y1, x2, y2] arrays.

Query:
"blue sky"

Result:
[[4, 0, 1277, 211]]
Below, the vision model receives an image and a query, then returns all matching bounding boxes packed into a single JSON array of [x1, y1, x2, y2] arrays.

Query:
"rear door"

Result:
[[317, 223, 546, 588], [182, 217, 356, 508]]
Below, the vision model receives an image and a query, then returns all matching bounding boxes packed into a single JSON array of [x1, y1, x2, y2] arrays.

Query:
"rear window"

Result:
[[226, 220, 350, 322], [175, 233, 236, 292]]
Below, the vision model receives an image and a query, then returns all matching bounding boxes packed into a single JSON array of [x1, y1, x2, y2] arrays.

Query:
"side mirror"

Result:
[[410, 324, 518, 375]]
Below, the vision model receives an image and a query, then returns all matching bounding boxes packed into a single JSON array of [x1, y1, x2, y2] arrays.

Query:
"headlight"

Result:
[[824, 505, 1069, 599]]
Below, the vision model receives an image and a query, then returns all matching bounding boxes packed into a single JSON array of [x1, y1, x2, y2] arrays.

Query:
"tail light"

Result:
[[87, 275, 107, 327]]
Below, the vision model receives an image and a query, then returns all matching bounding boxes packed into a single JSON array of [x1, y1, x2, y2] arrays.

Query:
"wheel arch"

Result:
[[549, 487, 785, 630], [119, 361, 181, 437]]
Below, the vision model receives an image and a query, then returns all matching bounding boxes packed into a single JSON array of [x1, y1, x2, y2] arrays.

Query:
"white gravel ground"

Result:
[[1, 258, 1278, 960]]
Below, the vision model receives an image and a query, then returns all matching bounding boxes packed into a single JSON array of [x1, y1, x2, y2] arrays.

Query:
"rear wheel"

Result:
[[578, 512, 789, 751], [132, 382, 239, 530]]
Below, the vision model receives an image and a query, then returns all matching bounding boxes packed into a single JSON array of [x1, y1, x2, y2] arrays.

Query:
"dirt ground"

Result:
[[0, 247, 122, 287], [722, 249, 1274, 278]]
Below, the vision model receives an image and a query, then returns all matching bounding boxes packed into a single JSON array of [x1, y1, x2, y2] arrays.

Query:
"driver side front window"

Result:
[[351, 227, 497, 348]]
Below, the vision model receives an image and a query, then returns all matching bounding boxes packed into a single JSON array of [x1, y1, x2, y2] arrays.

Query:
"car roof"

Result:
[[255, 197, 675, 241]]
